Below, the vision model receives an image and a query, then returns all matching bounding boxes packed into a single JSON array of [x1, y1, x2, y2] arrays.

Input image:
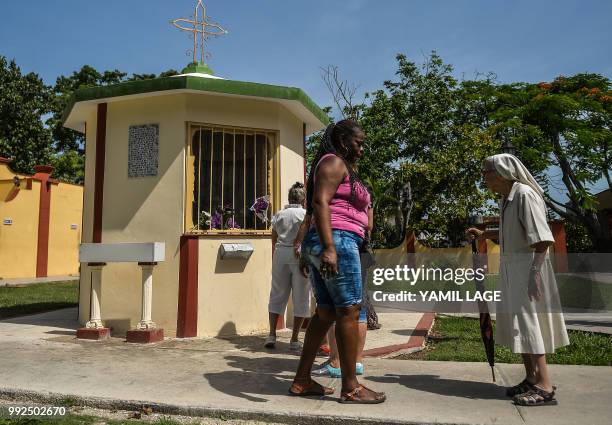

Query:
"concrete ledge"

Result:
[[0, 387, 419, 425], [76, 328, 110, 341], [363, 312, 435, 358], [126, 328, 164, 344]]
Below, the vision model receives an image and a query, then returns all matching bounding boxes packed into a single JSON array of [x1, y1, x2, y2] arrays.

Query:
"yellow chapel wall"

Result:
[[184, 93, 306, 337], [89, 94, 186, 336], [77, 92, 308, 337]]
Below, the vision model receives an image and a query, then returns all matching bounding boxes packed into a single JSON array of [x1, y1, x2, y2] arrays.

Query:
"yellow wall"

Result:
[[0, 177, 40, 279], [486, 240, 500, 274], [77, 91, 306, 337], [47, 182, 83, 276], [374, 238, 502, 276], [0, 161, 83, 279], [91, 95, 186, 335], [197, 236, 273, 337]]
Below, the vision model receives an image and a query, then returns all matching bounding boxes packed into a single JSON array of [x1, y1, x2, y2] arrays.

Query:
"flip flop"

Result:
[[288, 380, 335, 397], [339, 384, 386, 404]]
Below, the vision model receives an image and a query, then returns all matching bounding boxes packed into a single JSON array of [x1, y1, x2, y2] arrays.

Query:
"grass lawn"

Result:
[[0, 281, 78, 320], [397, 315, 612, 366]]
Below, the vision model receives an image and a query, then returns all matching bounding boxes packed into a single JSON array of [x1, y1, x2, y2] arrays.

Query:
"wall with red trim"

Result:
[[0, 160, 83, 279]]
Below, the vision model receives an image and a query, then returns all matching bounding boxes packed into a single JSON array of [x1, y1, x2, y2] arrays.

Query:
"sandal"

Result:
[[505, 379, 535, 397], [288, 380, 335, 397], [339, 384, 386, 404], [513, 386, 558, 406]]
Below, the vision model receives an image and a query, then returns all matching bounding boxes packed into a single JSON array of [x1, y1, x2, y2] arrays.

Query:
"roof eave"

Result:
[[62, 76, 329, 134]]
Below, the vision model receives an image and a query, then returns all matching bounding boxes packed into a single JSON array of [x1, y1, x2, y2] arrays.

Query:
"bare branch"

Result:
[[320, 65, 361, 119]]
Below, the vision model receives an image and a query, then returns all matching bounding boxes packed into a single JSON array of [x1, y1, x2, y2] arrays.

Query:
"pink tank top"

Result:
[[313, 153, 370, 238]]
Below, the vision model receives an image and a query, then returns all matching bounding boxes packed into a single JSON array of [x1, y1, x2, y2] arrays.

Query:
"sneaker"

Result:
[[289, 340, 303, 352], [311, 359, 332, 375], [264, 335, 276, 349], [311, 361, 342, 378], [311, 361, 363, 378]]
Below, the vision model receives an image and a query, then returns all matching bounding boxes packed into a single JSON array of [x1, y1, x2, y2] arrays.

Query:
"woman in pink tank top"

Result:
[[289, 120, 385, 404]]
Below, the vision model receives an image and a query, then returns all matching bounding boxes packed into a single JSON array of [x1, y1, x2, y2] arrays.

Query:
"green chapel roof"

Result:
[[61, 74, 329, 133]]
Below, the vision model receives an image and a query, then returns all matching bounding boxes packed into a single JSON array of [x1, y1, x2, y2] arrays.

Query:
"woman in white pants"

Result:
[[265, 182, 311, 351]]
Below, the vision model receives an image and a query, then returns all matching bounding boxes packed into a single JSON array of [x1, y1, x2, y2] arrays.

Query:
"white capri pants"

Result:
[[268, 246, 311, 318]]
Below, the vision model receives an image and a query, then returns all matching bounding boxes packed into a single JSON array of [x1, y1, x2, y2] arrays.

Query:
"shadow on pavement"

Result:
[[204, 354, 333, 403], [369, 373, 506, 400], [0, 306, 78, 327]]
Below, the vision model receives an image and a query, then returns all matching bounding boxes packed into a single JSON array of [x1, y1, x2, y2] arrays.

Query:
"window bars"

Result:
[[189, 124, 275, 233]]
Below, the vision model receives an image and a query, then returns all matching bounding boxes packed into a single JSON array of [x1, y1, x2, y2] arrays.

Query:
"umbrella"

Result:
[[471, 238, 496, 382]]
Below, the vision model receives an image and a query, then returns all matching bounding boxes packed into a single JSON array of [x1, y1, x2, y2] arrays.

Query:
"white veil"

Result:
[[487, 153, 545, 199]]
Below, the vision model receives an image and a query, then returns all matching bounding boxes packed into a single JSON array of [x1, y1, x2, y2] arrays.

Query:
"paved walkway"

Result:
[[0, 275, 79, 287], [0, 309, 610, 425]]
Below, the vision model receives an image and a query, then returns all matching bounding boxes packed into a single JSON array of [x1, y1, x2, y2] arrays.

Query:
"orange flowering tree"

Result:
[[493, 73, 611, 252]]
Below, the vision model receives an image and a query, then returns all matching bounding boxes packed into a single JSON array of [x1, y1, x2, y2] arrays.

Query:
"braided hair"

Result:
[[306, 119, 365, 214]]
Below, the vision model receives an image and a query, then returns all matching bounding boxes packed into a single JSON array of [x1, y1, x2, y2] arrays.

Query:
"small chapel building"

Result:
[[62, 30, 327, 337]]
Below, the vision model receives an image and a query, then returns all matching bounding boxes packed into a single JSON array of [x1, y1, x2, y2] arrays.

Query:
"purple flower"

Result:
[[211, 212, 222, 229], [249, 195, 270, 223], [251, 195, 270, 214], [226, 217, 240, 229]]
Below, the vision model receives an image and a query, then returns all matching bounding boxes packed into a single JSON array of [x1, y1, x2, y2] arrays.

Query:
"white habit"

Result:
[[496, 182, 570, 354]]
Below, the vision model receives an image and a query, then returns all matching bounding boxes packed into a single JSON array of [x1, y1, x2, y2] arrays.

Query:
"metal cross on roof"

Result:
[[171, 0, 228, 65]]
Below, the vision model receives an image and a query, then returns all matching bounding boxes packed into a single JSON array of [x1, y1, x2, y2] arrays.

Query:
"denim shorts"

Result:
[[302, 228, 363, 310]]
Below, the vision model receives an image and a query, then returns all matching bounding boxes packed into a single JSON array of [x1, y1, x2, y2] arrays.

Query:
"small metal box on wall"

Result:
[[220, 243, 254, 260]]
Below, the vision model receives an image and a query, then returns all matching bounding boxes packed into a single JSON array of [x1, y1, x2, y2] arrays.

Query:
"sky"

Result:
[[1, 0, 610, 196]]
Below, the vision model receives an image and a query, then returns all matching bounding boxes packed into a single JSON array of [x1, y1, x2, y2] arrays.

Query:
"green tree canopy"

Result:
[[0, 55, 52, 174], [359, 53, 498, 247]]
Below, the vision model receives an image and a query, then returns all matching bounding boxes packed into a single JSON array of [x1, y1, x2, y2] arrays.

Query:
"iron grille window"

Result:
[[189, 125, 276, 232]]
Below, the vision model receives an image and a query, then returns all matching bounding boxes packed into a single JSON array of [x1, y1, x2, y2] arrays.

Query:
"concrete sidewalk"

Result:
[[0, 309, 610, 425]]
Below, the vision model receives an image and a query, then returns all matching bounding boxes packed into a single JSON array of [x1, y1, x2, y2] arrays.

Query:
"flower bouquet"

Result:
[[196, 211, 211, 230], [250, 195, 270, 223], [210, 204, 241, 230]]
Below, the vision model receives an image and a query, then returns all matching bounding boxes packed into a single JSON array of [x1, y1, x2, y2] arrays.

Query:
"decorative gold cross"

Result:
[[171, 0, 228, 64]]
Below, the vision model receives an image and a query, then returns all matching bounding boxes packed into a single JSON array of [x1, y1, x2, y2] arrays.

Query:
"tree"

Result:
[[0, 55, 53, 174], [48, 66, 128, 156], [318, 54, 500, 248], [370, 52, 498, 246], [318, 66, 409, 247], [493, 74, 612, 252], [46, 66, 180, 183]]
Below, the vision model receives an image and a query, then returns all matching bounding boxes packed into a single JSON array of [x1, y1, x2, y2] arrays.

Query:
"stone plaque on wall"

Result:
[[128, 124, 159, 177]]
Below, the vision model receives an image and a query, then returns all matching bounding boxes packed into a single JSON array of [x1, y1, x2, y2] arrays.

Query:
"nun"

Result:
[[466, 153, 569, 406]]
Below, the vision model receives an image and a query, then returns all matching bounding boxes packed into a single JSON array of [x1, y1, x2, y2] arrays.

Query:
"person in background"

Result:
[[466, 154, 569, 406], [265, 182, 311, 352]]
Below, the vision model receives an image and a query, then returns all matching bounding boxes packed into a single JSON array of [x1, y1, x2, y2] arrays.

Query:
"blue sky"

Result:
[[1, 0, 610, 196]]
